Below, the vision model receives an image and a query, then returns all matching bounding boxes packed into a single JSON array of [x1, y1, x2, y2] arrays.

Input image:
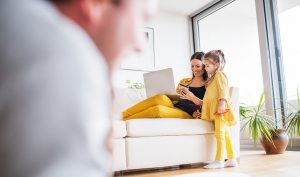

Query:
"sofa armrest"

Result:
[[229, 87, 240, 158]]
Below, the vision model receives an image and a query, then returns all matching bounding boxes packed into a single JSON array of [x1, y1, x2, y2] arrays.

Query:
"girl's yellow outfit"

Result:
[[122, 78, 194, 120], [201, 71, 236, 161]]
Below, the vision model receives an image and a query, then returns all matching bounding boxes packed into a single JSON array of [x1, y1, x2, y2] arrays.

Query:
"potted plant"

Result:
[[125, 80, 145, 99], [285, 88, 300, 145], [240, 92, 289, 154]]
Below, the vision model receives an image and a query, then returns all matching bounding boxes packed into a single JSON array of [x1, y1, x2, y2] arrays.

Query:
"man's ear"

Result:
[[78, 0, 109, 24], [112, 0, 121, 5]]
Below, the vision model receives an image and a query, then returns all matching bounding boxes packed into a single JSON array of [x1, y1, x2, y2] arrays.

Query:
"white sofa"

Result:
[[112, 87, 240, 171]]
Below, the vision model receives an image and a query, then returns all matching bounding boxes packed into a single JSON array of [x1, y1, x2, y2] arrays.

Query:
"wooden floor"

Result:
[[117, 150, 300, 177]]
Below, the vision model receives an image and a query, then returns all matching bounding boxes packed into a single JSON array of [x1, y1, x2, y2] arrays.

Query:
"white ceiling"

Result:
[[158, 0, 300, 17], [158, 0, 216, 16], [278, 0, 300, 12]]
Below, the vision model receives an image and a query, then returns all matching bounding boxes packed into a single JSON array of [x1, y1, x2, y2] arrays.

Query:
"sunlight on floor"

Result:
[[117, 150, 300, 177]]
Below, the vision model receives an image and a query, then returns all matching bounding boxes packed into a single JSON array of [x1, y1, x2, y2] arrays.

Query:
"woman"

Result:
[[122, 52, 208, 120]]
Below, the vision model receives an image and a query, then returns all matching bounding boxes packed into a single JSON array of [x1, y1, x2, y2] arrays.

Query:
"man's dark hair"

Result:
[[112, 0, 121, 5], [48, 0, 72, 3], [49, 0, 121, 5]]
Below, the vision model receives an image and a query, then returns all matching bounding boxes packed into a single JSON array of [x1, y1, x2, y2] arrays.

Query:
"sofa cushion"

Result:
[[126, 134, 216, 169], [113, 120, 127, 138], [126, 118, 214, 137]]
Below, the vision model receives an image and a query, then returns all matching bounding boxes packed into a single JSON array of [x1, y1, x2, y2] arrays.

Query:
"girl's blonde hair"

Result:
[[203, 50, 226, 71]]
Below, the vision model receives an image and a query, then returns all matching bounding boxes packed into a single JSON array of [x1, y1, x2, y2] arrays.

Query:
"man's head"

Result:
[[51, 0, 157, 72]]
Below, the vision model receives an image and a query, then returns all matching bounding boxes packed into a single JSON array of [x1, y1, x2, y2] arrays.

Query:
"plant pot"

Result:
[[260, 129, 289, 154]]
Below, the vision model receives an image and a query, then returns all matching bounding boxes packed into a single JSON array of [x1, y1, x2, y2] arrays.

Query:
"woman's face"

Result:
[[190, 59, 204, 78]]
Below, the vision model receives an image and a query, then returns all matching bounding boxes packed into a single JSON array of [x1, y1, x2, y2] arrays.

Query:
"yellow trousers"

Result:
[[214, 118, 235, 160], [122, 94, 192, 120]]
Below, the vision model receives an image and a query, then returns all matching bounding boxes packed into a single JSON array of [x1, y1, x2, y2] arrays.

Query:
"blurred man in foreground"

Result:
[[0, 0, 156, 176]]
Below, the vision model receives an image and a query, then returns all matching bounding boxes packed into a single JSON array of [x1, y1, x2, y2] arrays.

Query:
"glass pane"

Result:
[[277, 0, 300, 100], [196, 0, 263, 105]]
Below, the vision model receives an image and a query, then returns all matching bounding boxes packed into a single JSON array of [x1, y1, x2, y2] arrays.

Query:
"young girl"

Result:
[[201, 50, 237, 169]]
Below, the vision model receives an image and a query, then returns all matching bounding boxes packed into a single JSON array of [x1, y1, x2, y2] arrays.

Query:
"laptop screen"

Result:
[[143, 68, 176, 98]]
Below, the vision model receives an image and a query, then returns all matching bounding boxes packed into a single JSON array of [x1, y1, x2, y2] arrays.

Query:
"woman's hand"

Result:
[[180, 89, 203, 105], [180, 89, 195, 101], [192, 110, 201, 119], [217, 99, 226, 114]]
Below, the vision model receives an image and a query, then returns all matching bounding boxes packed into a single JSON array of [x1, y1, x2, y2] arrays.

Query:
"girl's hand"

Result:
[[217, 99, 226, 114]]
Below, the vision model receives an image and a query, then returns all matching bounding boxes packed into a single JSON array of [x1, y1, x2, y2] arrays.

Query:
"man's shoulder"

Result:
[[1, 0, 107, 73], [0, 0, 108, 85]]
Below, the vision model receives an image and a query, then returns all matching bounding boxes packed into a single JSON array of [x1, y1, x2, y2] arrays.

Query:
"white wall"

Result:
[[113, 11, 192, 88]]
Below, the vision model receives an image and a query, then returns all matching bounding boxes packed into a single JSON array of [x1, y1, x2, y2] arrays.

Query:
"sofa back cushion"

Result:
[[112, 88, 146, 120], [229, 87, 239, 116]]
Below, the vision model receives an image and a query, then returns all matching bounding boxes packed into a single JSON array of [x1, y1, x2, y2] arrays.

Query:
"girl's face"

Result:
[[190, 59, 204, 77], [203, 58, 219, 75]]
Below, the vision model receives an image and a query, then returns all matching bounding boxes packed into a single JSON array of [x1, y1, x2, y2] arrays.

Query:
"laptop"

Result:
[[143, 68, 176, 98]]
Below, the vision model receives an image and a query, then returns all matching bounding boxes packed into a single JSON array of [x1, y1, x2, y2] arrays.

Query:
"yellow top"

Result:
[[201, 71, 236, 126], [175, 78, 193, 94]]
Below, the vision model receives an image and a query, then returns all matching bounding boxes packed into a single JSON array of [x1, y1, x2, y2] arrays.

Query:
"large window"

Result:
[[193, 0, 264, 105], [192, 0, 300, 148], [277, 0, 300, 101]]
